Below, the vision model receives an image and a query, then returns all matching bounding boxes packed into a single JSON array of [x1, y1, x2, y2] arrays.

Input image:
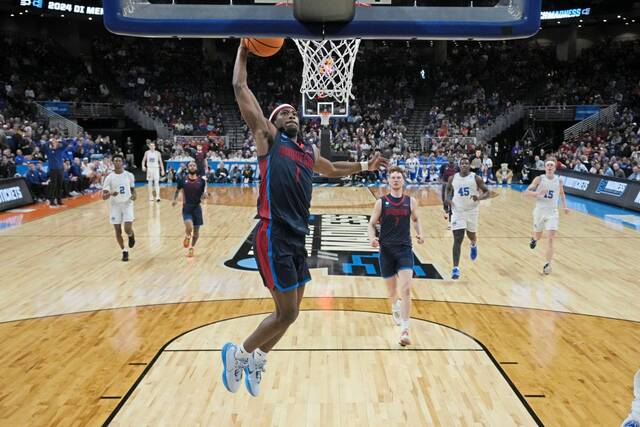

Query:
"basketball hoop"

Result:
[[320, 111, 331, 127], [293, 38, 361, 105]]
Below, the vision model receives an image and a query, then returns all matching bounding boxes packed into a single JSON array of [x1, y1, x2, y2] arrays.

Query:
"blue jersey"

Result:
[[178, 175, 206, 206], [258, 131, 315, 236], [379, 194, 412, 247], [46, 142, 67, 171]]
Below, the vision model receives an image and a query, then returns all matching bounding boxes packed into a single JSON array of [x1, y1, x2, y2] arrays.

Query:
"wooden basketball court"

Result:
[[0, 184, 638, 426]]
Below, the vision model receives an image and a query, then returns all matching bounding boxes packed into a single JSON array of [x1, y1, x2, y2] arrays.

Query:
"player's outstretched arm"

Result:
[[368, 199, 382, 248], [141, 151, 147, 172], [232, 42, 276, 157], [313, 149, 388, 178], [410, 197, 424, 244]]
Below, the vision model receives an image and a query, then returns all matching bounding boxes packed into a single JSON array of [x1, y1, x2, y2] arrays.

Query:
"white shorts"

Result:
[[451, 209, 478, 232], [533, 208, 558, 233], [147, 168, 160, 181], [109, 201, 135, 225]]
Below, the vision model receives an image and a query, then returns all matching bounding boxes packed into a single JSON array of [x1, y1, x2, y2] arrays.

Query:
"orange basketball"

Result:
[[243, 38, 284, 57]]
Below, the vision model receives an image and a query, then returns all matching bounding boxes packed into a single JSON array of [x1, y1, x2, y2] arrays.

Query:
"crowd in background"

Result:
[[2, 34, 640, 199]]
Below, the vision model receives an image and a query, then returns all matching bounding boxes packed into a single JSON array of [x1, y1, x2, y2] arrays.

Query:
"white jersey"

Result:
[[451, 172, 479, 212], [535, 175, 561, 210], [103, 171, 135, 204], [405, 158, 420, 173], [145, 150, 162, 169]]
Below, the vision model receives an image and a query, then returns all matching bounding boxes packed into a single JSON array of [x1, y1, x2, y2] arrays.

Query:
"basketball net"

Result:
[[293, 38, 361, 106], [320, 111, 331, 127]]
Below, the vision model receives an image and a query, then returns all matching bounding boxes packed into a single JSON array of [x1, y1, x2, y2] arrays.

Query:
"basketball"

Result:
[[243, 38, 284, 57]]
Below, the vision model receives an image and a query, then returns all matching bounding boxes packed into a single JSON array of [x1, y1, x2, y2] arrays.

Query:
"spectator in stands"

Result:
[[612, 162, 626, 179], [242, 164, 254, 184], [229, 165, 241, 184], [601, 162, 614, 177], [31, 146, 44, 162], [70, 157, 85, 193], [25, 162, 46, 201], [0, 152, 16, 178], [14, 149, 24, 165], [470, 150, 482, 175], [125, 137, 136, 168], [631, 146, 640, 163], [35, 161, 50, 198], [215, 162, 229, 183], [573, 159, 588, 173], [534, 155, 545, 171], [628, 164, 640, 181]]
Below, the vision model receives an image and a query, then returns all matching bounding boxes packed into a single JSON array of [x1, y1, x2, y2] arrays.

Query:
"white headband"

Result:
[[268, 104, 296, 123]]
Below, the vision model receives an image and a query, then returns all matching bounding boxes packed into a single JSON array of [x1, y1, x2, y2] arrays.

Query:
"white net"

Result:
[[293, 39, 361, 106]]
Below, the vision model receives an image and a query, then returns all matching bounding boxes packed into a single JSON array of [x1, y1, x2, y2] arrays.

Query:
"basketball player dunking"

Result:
[[525, 158, 569, 274], [172, 161, 207, 257], [102, 154, 136, 262], [221, 40, 387, 397], [445, 157, 490, 280], [142, 141, 165, 202], [368, 166, 424, 346]]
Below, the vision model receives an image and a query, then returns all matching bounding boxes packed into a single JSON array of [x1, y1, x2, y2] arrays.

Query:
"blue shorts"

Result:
[[254, 220, 311, 293], [182, 204, 203, 227], [379, 244, 414, 278]]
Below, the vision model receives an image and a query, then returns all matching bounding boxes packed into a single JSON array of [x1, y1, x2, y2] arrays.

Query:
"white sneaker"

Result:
[[391, 300, 401, 326], [399, 329, 411, 346], [543, 262, 552, 275], [156, 198, 161, 202], [622, 371, 640, 427], [221, 342, 247, 393], [244, 352, 267, 397], [622, 418, 640, 427]]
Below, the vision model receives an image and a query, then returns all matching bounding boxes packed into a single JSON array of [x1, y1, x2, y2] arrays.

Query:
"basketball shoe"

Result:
[[470, 244, 478, 261], [543, 262, 552, 275], [221, 342, 247, 393], [451, 266, 460, 280], [399, 329, 411, 346], [187, 247, 194, 257], [244, 350, 267, 397], [621, 370, 640, 427]]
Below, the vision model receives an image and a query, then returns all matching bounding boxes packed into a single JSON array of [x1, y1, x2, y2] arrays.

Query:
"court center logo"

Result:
[[225, 214, 443, 280]]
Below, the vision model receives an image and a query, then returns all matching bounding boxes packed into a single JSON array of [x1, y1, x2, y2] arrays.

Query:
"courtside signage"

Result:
[[596, 179, 627, 198], [563, 177, 589, 192]]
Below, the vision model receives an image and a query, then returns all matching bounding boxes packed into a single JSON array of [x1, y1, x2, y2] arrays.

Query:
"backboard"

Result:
[[104, 0, 541, 40]]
